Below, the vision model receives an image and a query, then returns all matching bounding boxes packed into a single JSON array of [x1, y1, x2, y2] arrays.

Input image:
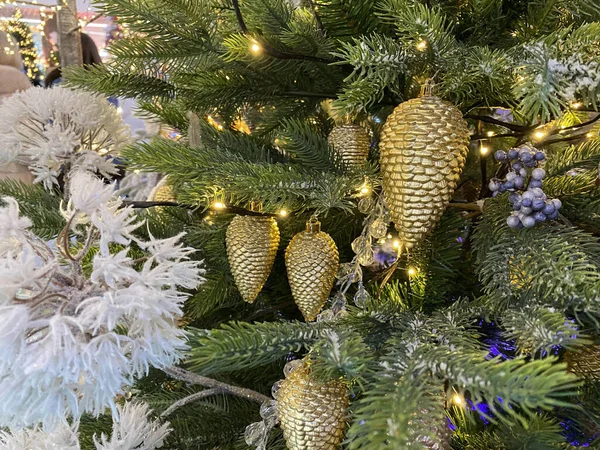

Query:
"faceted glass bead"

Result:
[[369, 218, 388, 239], [357, 246, 374, 267], [351, 235, 369, 255], [336, 262, 360, 283], [358, 196, 374, 214], [244, 421, 267, 446], [271, 380, 283, 399], [260, 400, 278, 427], [316, 309, 335, 322], [284, 360, 304, 377], [353, 283, 371, 308]]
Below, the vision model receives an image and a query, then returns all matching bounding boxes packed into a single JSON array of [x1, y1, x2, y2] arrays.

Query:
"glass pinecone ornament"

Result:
[[328, 124, 370, 168], [285, 217, 339, 321], [277, 363, 348, 450], [565, 345, 600, 380], [226, 215, 280, 303], [379, 80, 470, 249]]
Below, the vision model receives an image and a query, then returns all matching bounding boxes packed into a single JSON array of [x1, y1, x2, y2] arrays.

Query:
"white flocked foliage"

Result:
[[0, 402, 170, 450], [0, 169, 205, 429], [0, 86, 130, 189]]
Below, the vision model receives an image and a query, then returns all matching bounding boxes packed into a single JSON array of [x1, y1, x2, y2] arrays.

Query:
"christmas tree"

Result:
[[2, 0, 600, 449], [4, 9, 44, 84]]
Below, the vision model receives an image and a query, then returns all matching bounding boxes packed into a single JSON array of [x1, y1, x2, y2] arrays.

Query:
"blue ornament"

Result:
[[534, 211, 547, 222], [522, 198, 533, 207], [489, 179, 501, 192], [507, 215, 521, 228], [529, 179, 543, 189], [530, 188, 546, 199], [494, 150, 507, 161], [522, 191, 534, 200], [514, 176, 525, 189], [524, 160, 537, 168], [534, 151, 545, 161], [512, 162, 523, 171], [548, 210, 559, 220], [531, 168, 546, 180], [513, 202, 522, 211], [543, 203, 556, 215], [520, 206, 533, 215], [520, 152, 533, 163], [532, 199, 545, 210], [522, 216, 536, 228], [508, 149, 519, 160]]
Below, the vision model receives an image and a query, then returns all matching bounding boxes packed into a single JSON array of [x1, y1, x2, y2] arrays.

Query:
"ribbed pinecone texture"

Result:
[[285, 230, 339, 321], [327, 124, 370, 168], [278, 366, 348, 450], [565, 345, 600, 380], [379, 95, 470, 248], [152, 184, 176, 202], [413, 409, 452, 450], [226, 215, 280, 304]]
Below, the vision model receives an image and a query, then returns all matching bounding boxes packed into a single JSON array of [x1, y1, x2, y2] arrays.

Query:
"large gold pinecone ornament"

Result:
[[327, 124, 370, 168], [226, 215, 280, 303], [277, 363, 348, 450], [565, 345, 600, 381], [379, 80, 470, 249], [285, 217, 339, 321]]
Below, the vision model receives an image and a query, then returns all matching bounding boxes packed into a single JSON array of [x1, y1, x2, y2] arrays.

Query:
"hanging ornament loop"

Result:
[[306, 215, 321, 233], [419, 78, 436, 97]]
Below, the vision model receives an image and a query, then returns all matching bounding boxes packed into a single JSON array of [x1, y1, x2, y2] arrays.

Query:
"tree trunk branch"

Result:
[[163, 366, 271, 404], [161, 388, 223, 417]]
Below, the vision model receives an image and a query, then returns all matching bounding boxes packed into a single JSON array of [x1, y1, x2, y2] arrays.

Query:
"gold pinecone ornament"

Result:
[[327, 124, 370, 168], [226, 215, 280, 303], [153, 184, 176, 202], [412, 408, 452, 450], [379, 80, 470, 249], [285, 217, 339, 321], [277, 364, 349, 450], [565, 344, 600, 381]]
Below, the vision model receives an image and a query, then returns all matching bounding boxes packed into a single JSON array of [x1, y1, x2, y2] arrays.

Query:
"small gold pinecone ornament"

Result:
[[379, 80, 470, 249], [149, 177, 177, 203], [285, 217, 339, 321], [412, 408, 452, 450], [277, 363, 348, 450], [152, 184, 176, 202], [327, 123, 370, 168], [226, 215, 280, 303], [564, 345, 600, 381]]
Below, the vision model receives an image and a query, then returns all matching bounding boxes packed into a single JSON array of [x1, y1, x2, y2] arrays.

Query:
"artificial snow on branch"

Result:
[[0, 169, 205, 428], [0, 86, 130, 189], [0, 402, 170, 450]]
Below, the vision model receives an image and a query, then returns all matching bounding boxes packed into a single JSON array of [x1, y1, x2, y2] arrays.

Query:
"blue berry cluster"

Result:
[[488, 144, 562, 228]]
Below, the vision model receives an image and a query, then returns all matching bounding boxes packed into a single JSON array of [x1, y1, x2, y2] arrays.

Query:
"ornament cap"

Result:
[[419, 78, 436, 97], [249, 201, 263, 212], [305, 216, 321, 233]]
